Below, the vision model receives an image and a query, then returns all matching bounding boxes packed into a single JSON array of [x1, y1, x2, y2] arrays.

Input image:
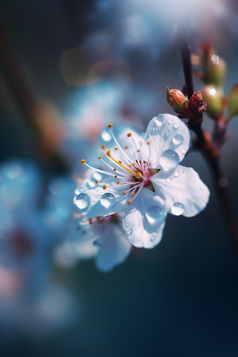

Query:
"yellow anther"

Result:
[[106, 150, 142, 179], [127, 133, 132, 137], [122, 191, 126, 195], [127, 199, 131, 204], [101, 144, 106, 150], [147, 141, 151, 145], [114, 175, 117, 178], [137, 149, 140, 152], [108, 123, 113, 128], [125, 146, 128, 149], [117, 181, 120, 184], [103, 184, 107, 190], [98, 156, 102, 159], [115, 147, 118, 150], [131, 193, 135, 197], [95, 180, 99, 184], [81, 159, 86, 164], [113, 168, 116, 171]]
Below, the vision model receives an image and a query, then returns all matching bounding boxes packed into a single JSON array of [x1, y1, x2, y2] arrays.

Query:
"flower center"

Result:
[[106, 150, 143, 180]]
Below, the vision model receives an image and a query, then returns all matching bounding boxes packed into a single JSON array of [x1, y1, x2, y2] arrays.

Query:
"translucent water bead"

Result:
[[171, 202, 184, 216], [145, 206, 165, 228], [100, 193, 116, 209], [75, 193, 91, 212]]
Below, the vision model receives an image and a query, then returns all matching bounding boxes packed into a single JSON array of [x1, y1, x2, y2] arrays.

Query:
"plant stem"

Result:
[[178, 24, 238, 252]]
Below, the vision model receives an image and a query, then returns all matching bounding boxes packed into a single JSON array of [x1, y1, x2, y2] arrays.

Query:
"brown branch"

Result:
[[177, 25, 238, 252]]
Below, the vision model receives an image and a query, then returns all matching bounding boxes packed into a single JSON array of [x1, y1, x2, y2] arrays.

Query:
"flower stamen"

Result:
[[106, 150, 143, 180]]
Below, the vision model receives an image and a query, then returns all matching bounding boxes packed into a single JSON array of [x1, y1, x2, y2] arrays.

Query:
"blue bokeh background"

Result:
[[0, 0, 238, 356]]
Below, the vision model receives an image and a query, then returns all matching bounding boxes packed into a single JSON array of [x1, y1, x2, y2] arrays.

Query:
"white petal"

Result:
[[143, 114, 190, 168], [122, 188, 166, 249], [74, 239, 99, 259], [151, 165, 210, 217], [95, 224, 132, 272], [74, 175, 130, 218]]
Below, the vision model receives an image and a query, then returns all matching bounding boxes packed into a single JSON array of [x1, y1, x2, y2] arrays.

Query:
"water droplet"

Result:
[[160, 150, 180, 170], [172, 134, 184, 147], [126, 228, 133, 236], [75, 193, 91, 212], [171, 202, 184, 216], [100, 193, 116, 209], [93, 240, 101, 247], [101, 130, 112, 142], [183, 168, 187, 173], [173, 123, 179, 130], [162, 131, 168, 141], [150, 237, 155, 242], [173, 170, 180, 178], [150, 115, 166, 135], [166, 177, 173, 183], [146, 206, 164, 228]]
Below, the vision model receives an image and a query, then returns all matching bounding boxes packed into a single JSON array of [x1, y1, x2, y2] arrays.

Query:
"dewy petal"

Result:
[[122, 188, 166, 249], [143, 114, 190, 168], [151, 165, 210, 217], [95, 223, 131, 272], [74, 175, 130, 218], [74, 239, 99, 259]]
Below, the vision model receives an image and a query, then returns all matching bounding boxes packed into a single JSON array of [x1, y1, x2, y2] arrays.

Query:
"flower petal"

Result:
[[95, 224, 131, 272], [151, 165, 210, 217], [143, 114, 190, 168], [122, 188, 166, 248], [74, 175, 130, 218]]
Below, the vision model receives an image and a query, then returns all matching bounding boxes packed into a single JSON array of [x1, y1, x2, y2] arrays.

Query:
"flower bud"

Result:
[[200, 85, 224, 119], [200, 40, 227, 90], [166, 87, 188, 113], [227, 83, 238, 122]]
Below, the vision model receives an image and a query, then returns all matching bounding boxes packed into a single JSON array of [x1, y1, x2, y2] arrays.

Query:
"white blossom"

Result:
[[74, 114, 210, 249]]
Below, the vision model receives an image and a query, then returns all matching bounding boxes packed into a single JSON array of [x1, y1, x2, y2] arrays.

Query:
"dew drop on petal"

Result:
[[172, 134, 184, 147], [173, 123, 179, 130], [93, 240, 101, 247], [100, 193, 116, 209], [75, 193, 91, 212], [160, 150, 180, 170], [126, 228, 133, 236], [149, 115, 166, 135], [183, 168, 187, 173], [173, 170, 180, 178], [101, 130, 112, 142], [146, 206, 164, 228], [171, 202, 184, 216], [166, 177, 173, 183]]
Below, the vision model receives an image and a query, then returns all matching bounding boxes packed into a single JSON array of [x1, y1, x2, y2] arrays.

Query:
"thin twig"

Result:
[[177, 24, 238, 252]]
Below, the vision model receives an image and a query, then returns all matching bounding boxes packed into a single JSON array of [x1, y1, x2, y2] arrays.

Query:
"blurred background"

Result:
[[0, 0, 238, 356]]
